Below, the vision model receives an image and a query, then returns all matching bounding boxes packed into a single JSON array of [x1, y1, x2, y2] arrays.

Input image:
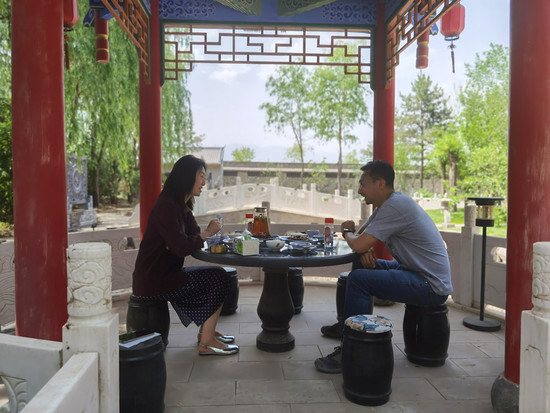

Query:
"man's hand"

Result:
[[360, 249, 377, 269], [340, 220, 356, 233]]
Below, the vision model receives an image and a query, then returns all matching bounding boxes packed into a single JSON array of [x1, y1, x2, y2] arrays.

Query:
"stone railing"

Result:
[[1, 242, 117, 412], [0, 207, 508, 328]]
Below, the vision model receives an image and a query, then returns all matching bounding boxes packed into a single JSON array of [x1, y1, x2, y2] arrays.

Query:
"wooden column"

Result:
[[12, 0, 68, 340], [506, 0, 550, 385], [372, 1, 395, 260], [139, 0, 162, 236]]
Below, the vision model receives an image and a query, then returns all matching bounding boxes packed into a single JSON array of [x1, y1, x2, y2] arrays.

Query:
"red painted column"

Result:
[[139, 0, 162, 236], [372, 1, 395, 260], [506, 0, 550, 384], [12, 0, 68, 340]]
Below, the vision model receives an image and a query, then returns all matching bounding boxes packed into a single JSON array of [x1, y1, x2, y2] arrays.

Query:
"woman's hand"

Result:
[[205, 219, 222, 236], [360, 249, 377, 269]]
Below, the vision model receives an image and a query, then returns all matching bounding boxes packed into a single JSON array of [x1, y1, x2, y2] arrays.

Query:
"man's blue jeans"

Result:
[[343, 257, 448, 321]]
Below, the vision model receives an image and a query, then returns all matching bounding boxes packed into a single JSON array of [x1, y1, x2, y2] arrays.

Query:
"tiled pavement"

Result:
[[114, 281, 504, 413]]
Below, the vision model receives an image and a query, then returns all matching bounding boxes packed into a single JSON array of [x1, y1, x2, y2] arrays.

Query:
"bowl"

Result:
[[290, 241, 313, 250], [205, 235, 222, 248], [266, 239, 285, 251]]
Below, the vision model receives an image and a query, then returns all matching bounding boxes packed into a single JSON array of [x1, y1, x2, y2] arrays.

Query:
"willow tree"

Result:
[[64, 3, 197, 205]]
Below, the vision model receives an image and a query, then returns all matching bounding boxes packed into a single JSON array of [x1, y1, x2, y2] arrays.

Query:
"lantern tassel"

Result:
[[449, 41, 456, 74], [64, 31, 70, 70]]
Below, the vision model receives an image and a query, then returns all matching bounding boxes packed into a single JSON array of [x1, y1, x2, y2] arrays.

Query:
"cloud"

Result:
[[209, 65, 252, 84]]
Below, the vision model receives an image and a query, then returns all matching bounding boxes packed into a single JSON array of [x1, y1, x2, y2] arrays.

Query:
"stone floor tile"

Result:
[[236, 379, 341, 404], [430, 376, 497, 400], [448, 342, 490, 358], [474, 341, 505, 358], [281, 360, 337, 380], [191, 359, 283, 381], [164, 380, 236, 407], [239, 322, 262, 334], [450, 330, 505, 343], [238, 344, 321, 362], [392, 358, 468, 379], [452, 357, 504, 377], [178, 405, 291, 413], [290, 402, 375, 412], [389, 377, 445, 402]]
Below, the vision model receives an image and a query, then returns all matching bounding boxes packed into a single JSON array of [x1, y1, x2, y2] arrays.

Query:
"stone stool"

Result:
[[288, 267, 304, 314], [342, 314, 394, 406], [403, 303, 450, 367], [126, 295, 170, 348], [221, 267, 239, 315]]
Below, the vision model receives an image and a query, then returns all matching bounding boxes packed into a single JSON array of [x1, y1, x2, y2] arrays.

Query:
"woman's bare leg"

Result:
[[198, 305, 225, 350]]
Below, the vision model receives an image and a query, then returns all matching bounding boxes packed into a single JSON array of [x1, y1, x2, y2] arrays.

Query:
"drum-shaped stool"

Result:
[[221, 267, 239, 315], [126, 295, 170, 348], [342, 314, 394, 406], [403, 303, 450, 367], [336, 272, 349, 326], [288, 267, 304, 314]]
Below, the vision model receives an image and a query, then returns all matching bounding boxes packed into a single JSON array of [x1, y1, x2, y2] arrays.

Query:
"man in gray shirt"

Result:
[[315, 160, 452, 373]]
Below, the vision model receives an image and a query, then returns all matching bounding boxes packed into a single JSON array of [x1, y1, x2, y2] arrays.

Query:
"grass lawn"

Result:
[[426, 208, 507, 238]]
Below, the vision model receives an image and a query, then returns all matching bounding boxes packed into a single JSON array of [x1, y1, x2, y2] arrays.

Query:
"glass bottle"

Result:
[[324, 217, 334, 252], [252, 207, 270, 237], [245, 213, 254, 233]]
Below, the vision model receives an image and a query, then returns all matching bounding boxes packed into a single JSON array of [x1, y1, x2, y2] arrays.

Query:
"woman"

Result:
[[132, 155, 238, 355]]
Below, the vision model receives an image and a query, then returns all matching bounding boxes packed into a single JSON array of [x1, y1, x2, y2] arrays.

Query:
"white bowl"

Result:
[[266, 239, 285, 251], [290, 241, 312, 250]]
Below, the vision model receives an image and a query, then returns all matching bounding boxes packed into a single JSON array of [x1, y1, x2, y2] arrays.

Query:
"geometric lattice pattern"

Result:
[[164, 25, 371, 83], [385, 0, 461, 82], [99, 0, 150, 81]]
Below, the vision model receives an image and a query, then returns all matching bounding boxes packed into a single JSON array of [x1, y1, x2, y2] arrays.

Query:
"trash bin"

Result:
[[119, 332, 167, 413]]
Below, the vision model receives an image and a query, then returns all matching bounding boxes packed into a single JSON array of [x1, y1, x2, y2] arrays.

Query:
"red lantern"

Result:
[[416, 31, 430, 69], [95, 9, 110, 63], [440, 3, 465, 73], [64, 0, 78, 29]]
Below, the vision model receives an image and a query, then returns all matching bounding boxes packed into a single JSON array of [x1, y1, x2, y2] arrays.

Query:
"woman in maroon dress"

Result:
[[132, 155, 238, 355]]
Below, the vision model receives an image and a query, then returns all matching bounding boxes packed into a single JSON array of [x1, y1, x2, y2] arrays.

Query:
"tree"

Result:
[[260, 65, 313, 187], [395, 73, 452, 189], [0, 0, 11, 223], [64, 2, 197, 205], [231, 146, 255, 162], [458, 44, 509, 197], [429, 124, 463, 197], [310, 48, 370, 195]]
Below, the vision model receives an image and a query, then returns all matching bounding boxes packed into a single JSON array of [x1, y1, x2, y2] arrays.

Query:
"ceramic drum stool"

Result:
[[342, 314, 394, 406], [221, 267, 239, 315]]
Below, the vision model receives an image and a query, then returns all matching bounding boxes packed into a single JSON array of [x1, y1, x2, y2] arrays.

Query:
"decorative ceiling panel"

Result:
[[213, 0, 262, 15], [163, 25, 371, 83], [159, 0, 376, 27], [278, 0, 338, 17]]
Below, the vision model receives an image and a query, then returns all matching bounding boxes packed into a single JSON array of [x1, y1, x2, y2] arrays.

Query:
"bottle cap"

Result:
[[325, 218, 334, 224]]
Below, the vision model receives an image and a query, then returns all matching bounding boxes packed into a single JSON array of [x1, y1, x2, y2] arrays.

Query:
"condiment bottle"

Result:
[[252, 207, 270, 237], [245, 213, 254, 233], [324, 217, 334, 252]]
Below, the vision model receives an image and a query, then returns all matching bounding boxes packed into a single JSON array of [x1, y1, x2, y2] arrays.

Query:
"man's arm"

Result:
[[343, 231, 379, 254]]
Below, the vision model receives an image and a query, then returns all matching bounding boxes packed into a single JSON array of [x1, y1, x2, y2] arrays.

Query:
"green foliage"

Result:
[[458, 44, 509, 197], [232, 146, 255, 162], [395, 73, 452, 189], [0, 1, 11, 223], [306, 159, 330, 192], [260, 65, 313, 186], [310, 47, 371, 194], [63, 2, 197, 206], [0, 96, 12, 223]]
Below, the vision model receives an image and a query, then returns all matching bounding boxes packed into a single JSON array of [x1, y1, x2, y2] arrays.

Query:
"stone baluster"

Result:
[[520, 242, 550, 411], [63, 242, 119, 413]]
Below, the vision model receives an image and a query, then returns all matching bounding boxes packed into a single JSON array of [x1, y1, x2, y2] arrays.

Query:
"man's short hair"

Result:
[[360, 160, 395, 188]]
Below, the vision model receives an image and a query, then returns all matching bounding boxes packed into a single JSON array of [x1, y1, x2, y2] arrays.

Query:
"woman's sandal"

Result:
[[197, 331, 235, 344], [198, 342, 239, 356]]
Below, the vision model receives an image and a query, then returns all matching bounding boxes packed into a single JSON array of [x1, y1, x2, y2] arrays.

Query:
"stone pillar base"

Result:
[[491, 373, 519, 413]]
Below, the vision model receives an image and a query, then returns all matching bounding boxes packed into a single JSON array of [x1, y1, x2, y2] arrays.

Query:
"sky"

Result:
[[186, 0, 510, 163]]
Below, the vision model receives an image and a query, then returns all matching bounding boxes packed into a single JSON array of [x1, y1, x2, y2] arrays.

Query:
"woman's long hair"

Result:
[[162, 155, 206, 210]]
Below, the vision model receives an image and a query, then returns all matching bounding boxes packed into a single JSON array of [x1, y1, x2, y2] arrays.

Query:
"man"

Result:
[[315, 160, 452, 373]]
